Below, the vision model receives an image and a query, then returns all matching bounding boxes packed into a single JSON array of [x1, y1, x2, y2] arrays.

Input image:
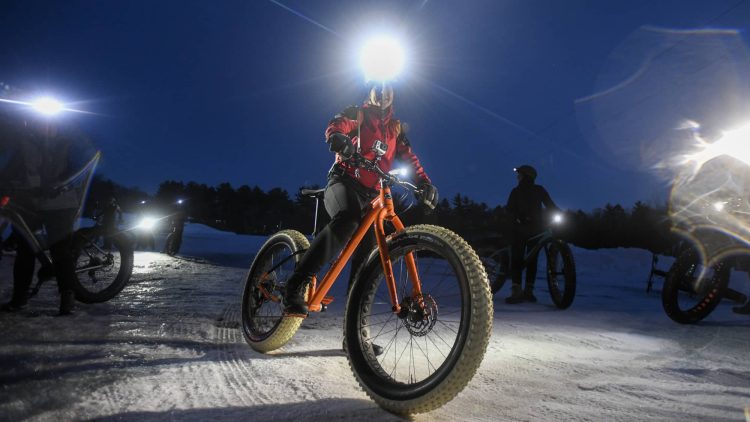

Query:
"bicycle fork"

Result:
[[375, 195, 423, 315]]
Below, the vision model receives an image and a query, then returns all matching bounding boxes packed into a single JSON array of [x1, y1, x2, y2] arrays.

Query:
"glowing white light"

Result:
[[137, 217, 157, 231], [713, 201, 726, 212], [140, 200, 146, 204], [680, 122, 750, 175], [177, 199, 184, 205], [32, 97, 64, 116], [552, 213, 564, 224], [389, 167, 409, 177], [360, 37, 405, 82]]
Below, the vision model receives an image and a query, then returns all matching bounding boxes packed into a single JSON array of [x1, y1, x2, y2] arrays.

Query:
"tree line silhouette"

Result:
[[86, 175, 679, 255]]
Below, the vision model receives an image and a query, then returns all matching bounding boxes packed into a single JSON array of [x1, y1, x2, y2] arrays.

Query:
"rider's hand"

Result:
[[327, 133, 355, 159], [417, 182, 438, 211]]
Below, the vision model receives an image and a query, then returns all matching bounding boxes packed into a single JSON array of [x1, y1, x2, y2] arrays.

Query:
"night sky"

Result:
[[2, 0, 750, 211]]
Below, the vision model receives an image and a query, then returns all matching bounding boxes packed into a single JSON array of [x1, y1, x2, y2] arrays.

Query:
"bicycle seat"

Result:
[[300, 188, 325, 200]]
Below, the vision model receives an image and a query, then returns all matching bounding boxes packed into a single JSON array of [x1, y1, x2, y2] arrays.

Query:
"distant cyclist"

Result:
[[505, 165, 559, 304], [96, 197, 123, 249]]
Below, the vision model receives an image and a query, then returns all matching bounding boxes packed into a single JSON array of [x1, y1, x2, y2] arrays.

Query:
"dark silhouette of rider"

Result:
[[0, 104, 96, 315], [505, 165, 559, 304], [165, 202, 186, 254], [96, 197, 122, 249]]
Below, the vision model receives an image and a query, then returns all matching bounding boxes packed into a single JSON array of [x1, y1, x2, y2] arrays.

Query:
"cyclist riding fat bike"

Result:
[[282, 82, 438, 317], [505, 164, 559, 304]]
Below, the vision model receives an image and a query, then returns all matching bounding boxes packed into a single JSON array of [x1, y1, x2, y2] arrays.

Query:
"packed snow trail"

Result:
[[1, 225, 749, 421]]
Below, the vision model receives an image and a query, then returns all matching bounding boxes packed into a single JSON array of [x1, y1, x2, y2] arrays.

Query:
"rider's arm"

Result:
[[506, 188, 520, 223], [539, 186, 559, 211], [324, 106, 359, 141], [395, 128, 430, 184]]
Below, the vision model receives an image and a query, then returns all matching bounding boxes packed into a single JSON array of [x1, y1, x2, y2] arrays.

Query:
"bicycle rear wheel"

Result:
[[241, 229, 309, 353], [71, 230, 134, 303], [345, 225, 492, 414], [662, 248, 729, 324], [546, 240, 576, 309]]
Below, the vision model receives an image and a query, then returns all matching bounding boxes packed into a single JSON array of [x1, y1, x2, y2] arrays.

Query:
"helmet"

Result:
[[514, 165, 537, 181]]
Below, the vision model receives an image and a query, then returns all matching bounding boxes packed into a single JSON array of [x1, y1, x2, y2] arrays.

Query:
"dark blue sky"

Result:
[[2, 0, 749, 211]]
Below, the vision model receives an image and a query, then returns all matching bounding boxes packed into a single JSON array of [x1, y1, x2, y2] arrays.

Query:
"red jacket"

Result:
[[325, 103, 430, 190]]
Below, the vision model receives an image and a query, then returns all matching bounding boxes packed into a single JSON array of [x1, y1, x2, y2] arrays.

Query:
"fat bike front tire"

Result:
[[345, 224, 493, 414], [241, 229, 310, 353], [546, 240, 576, 309]]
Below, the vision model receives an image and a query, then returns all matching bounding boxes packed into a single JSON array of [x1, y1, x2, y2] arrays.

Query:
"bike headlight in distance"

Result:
[[360, 36, 405, 82], [713, 201, 726, 212], [31, 97, 64, 116], [552, 213, 564, 225], [137, 217, 157, 231]]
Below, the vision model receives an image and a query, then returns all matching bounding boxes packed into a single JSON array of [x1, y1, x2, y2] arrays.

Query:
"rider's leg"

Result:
[[284, 177, 372, 315], [523, 234, 539, 303], [348, 231, 376, 294], [43, 209, 78, 316], [1, 230, 35, 311], [505, 225, 525, 304]]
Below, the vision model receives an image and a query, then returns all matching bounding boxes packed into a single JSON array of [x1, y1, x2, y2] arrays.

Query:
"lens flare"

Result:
[[668, 122, 750, 265], [677, 123, 750, 180]]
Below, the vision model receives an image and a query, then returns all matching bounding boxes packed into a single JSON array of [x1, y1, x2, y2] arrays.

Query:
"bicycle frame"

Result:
[[0, 198, 49, 258], [304, 183, 421, 314], [0, 197, 113, 277], [488, 229, 554, 271]]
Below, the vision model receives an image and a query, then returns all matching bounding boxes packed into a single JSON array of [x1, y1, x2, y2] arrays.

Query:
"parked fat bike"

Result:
[[476, 221, 576, 309], [662, 222, 748, 324], [0, 157, 134, 304], [240, 153, 493, 415]]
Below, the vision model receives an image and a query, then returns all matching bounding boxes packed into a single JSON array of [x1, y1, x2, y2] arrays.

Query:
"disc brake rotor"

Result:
[[400, 294, 438, 337]]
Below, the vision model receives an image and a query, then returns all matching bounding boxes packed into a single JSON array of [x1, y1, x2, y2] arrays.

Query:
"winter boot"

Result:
[[58, 290, 75, 316], [283, 272, 312, 317], [1, 290, 29, 312], [733, 301, 750, 315], [505, 284, 525, 304], [523, 285, 537, 303]]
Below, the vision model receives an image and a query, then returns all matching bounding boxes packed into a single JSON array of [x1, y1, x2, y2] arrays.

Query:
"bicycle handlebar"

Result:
[[348, 153, 422, 193]]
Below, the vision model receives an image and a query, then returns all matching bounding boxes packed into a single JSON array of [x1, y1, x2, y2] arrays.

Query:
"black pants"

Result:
[[294, 175, 377, 290], [11, 209, 78, 303], [510, 224, 541, 291]]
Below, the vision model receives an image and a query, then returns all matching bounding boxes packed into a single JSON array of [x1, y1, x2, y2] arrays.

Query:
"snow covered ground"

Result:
[[1, 222, 749, 421]]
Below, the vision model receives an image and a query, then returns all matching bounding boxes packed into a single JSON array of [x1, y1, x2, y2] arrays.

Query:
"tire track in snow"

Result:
[[213, 303, 275, 405]]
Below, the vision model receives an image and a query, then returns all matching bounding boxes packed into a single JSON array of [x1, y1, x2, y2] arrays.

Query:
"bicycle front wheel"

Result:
[[345, 224, 493, 415], [71, 230, 134, 303], [546, 240, 576, 309]]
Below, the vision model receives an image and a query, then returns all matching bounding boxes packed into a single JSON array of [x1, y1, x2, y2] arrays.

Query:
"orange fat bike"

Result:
[[240, 154, 493, 415]]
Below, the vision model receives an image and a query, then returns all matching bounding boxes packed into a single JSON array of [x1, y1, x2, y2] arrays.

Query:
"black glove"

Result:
[[417, 182, 438, 211], [327, 133, 355, 159]]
